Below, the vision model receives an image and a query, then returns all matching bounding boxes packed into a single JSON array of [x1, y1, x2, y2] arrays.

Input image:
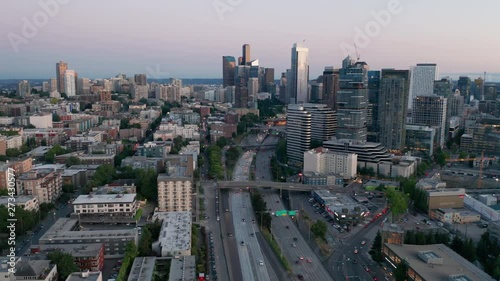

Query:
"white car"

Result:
[[259, 260, 264, 266]]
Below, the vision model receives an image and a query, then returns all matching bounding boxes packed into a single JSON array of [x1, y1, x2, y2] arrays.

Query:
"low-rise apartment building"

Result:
[[31, 243, 104, 272], [152, 212, 192, 257], [73, 194, 139, 223], [0, 195, 39, 212]]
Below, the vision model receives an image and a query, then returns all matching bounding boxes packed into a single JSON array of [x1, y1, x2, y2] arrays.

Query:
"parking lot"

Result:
[[102, 258, 122, 280]]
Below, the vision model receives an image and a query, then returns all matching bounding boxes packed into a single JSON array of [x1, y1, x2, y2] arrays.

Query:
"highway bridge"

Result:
[[216, 180, 344, 192], [233, 144, 277, 149]]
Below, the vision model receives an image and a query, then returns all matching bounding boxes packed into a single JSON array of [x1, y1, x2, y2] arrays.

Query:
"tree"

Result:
[[370, 231, 383, 262], [65, 156, 81, 167], [40, 139, 47, 146], [47, 251, 79, 281], [138, 227, 153, 256], [310, 220, 327, 240], [91, 164, 116, 186], [385, 188, 408, 218], [52, 113, 61, 122], [135, 168, 158, 200], [6, 148, 21, 157], [216, 137, 228, 149], [394, 261, 408, 281], [120, 118, 130, 129]]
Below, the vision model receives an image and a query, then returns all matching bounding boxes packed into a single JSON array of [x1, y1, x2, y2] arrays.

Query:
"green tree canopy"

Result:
[[47, 251, 79, 281]]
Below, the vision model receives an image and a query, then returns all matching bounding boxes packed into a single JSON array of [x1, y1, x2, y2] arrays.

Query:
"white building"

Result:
[[303, 147, 357, 179], [0, 195, 39, 212], [64, 70, 77, 97], [408, 63, 439, 110], [152, 211, 192, 257], [29, 113, 53, 128], [66, 271, 102, 281], [72, 194, 139, 217], [0, 117, 14, 126], [5, 135, 22, 149]]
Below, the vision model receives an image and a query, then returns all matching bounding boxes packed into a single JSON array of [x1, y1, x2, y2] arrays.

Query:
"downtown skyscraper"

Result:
[[288, 43, 309, 104], [222, 56, 236, 87], [378, 69, 410, 151], [408, 63, 439, 110], [336, 56, 369, 141], [56, 61, 67, 93]]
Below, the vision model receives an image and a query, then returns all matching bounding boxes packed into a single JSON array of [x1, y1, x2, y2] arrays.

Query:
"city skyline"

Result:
[[2, 1, 500, 79]]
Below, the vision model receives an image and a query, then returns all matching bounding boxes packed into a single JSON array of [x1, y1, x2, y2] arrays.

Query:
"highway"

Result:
[[203, 180, 230, 281], [230, 148, 272, 281], [253, 136, 334, 280], [263, 192, 335, 281]]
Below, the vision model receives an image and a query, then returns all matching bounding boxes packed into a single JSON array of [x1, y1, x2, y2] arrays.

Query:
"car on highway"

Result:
[[352, 259, 357, 263], [293, 237, 298, 242], [306, 258, 312, 263], [299, 256, 304, 260], [228, 233, 233, 237], [259, 260, 264, 266], [291, 243, 296, 248], [242, 218, 245, 222], [285, 225, 289, 229], [240, 241, 244, 246], [361, 240, 366, 245], [297, 274, 304, 280]]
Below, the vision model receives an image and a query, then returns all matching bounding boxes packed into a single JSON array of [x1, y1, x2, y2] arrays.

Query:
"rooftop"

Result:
[[153, 212, 192, 253], [385, 243, 495, 281], [314, 190, 368, 214], [45, 218, 79, 233], [73, 194, 137, 205], [18, 168, 55, 180], [169, 256, 196, 281], [40, 228, 137, 241], [34, 243, 102, 257], [0, 195, 36, 205], [66, 271, 102, 281], [127, 257, 156, 281]]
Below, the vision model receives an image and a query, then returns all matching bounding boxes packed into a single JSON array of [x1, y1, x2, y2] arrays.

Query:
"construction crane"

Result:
[[445, 151, 496, 188], [354, 42, 361, 62]]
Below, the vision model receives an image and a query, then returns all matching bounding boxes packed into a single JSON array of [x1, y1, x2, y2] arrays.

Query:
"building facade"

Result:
[[16, 169, 62, 204], [289, 43, 309, 104], [408, 63, 439, 110], [412, 95, 448, 148]]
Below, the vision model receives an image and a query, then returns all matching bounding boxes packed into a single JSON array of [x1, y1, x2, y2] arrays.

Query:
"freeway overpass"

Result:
[[216, 180, 344, 192], [234, 144, 277, 149]]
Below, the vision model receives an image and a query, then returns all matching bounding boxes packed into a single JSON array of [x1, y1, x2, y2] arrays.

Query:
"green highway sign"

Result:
[[275, 210, 287, 216], [288, 211, 297, 216]]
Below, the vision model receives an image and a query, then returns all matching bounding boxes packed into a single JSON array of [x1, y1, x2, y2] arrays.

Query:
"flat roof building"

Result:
[[383, 243, 495, 281], [168, 256, 196, 281], [0, 195, 39, 212], [65, 271, 102, 281], [152, 212, 192, 257], [32, 244, 104, 272], [39, 219, 138, 258], [313, 190, 368, 226], [127, 257, 156, 281]]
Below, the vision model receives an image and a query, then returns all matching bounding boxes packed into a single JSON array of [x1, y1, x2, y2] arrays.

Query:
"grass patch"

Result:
[[134, 209, 143, 220], [262, 229, 292, 272]]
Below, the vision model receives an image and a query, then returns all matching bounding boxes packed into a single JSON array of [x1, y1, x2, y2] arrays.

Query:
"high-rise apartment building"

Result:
[[42, 81, 50, 92], [248, 78, 259, 109], [235, 76, 249, 108], [77, 78, 91, 95], [17, 80, 30, 96], [408, 63, 439, 110], [412, 95, 447, 148], [64, 70, 77, 96], [484, 84, 498, 101], [134, 74, 147, 86], [16, 168, 62, 204], [56, 61, 68, 93], [322, 67, 339, 111], [279, 72, 287, 104], [289, 43, 309, 104], [336, 56, 369, 141], [449, 90, 465, 117], [242, 44, 250, 65], [458, 76, 471, 103], [286, 103, 335, 165], [433, 78, 453, 98], [378, 69, 410, 151], [222, 56, 236, 87], [367, 70, 381, 142], [310, 81, 323, 103], [49, 78, 57, 92], [263, 68, 275, 93]]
